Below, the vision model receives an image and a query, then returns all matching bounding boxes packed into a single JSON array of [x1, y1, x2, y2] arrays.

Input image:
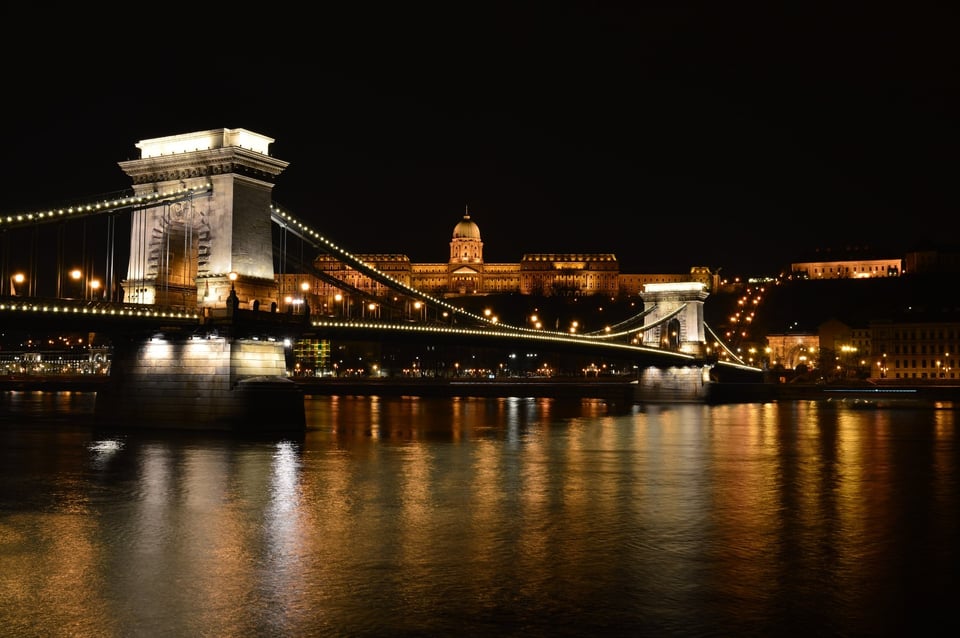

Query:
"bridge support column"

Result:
[[634, 365, 712, 403], [119, 128, 289, 313], [95, 335, 304, 431], [640, 282, 710, 357]]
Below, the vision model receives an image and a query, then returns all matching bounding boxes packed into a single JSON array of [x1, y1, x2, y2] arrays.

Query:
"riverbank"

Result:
[[770, 382, 960, 406], [291, 376, 639, 402], [0, 375, 109, 392], [3, 375, 959, 407], [292, 377, 960, 405]]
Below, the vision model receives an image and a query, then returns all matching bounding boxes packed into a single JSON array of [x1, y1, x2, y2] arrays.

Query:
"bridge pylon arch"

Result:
[[640, 282, 709, 358], [118, 128, 289, 311]]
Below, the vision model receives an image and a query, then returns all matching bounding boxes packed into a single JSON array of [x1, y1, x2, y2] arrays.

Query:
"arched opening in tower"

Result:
[[666, 318, 681, 350], [154, 222, 199, 308]]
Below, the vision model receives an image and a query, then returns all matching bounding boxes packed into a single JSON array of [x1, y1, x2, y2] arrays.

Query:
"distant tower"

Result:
[[448, 206, 484, 294]]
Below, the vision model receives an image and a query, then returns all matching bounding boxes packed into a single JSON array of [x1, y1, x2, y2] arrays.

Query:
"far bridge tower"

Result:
[[640, 282, 709, 357], [634, 282, 712, 402]]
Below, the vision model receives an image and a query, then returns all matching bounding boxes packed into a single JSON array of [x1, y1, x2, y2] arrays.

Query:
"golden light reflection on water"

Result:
[[1, 512, 113, 636], [1, 395, 957, 636]]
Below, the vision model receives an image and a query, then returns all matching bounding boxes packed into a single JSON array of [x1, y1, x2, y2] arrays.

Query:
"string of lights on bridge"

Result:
[[270, 204, 662, 345], [270, 204, 745, 365], [307, 318, 689, 357], [0, 183, 213, 229], [271, 205, 533, 330], [0, 187, 753, 370], [269, 204, 757, 372], [0, 183, 210, 325], [0, 187, 676, 348], [0, 300, 198, 321]]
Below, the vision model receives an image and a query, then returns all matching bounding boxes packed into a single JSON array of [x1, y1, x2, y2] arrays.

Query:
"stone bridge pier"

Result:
[[634, 282, 713, 403]]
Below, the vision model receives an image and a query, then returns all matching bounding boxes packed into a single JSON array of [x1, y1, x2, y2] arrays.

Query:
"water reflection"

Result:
[[0, 394, 958, 636]]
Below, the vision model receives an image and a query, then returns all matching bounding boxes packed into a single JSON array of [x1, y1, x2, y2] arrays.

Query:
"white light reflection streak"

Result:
[[88, 438, 124, 470], [264, 440, 305, 612], [270, 441, 302, 522]]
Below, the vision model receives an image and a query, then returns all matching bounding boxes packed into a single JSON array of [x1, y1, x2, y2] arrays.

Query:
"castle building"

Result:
[[283, 210, 717, 311], [790, 258, 902, 279]]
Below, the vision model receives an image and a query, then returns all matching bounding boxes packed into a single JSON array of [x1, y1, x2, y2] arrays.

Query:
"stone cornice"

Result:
[[118, 147, 289, 185]]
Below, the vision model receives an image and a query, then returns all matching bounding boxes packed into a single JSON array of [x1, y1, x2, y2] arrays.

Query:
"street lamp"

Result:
[[227, 272, 239, 313], [12, 272, 25, 296], [90, 279, 101, 301], [69, 269, 82, 299], [299, 281, 311, 314]]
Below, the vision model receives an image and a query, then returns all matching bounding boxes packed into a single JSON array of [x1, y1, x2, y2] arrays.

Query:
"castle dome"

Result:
[[452, 209, 481, 240]]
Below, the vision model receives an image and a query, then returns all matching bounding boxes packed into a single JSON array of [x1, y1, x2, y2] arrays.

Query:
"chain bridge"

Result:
[[0, 128, 762, 430]]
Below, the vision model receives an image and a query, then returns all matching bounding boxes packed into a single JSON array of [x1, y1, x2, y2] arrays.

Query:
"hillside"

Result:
[[753, 273, 959, 333]]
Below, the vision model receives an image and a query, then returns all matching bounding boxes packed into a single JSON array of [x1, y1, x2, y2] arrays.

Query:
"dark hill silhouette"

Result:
[[755, 273, 959, 333]]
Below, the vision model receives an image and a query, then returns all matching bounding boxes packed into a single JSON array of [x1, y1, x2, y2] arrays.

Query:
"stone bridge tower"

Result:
[[640, 282, 709, 358], [632, 282, 712, 403], [118, 128, 288, 310]]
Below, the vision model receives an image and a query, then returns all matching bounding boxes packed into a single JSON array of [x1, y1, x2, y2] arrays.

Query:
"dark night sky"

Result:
[[3, 5, 956, 277]]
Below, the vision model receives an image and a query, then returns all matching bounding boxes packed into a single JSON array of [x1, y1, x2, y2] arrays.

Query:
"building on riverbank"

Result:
[[278, 209, 718, 309]]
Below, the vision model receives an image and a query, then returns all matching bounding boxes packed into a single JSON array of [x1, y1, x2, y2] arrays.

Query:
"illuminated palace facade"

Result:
[[281, 211, 717, 307], [790, 257, 902, 279]]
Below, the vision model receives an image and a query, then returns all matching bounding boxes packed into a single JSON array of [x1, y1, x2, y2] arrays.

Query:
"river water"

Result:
[[1, 391, 958, 637]]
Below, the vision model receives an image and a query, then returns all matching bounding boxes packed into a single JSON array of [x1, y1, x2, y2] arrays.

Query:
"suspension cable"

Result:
[[105, 213, 116, 302], [29, 226, 38, 296], [0, 230, 7, 296], [55, 222, 65, 298]]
